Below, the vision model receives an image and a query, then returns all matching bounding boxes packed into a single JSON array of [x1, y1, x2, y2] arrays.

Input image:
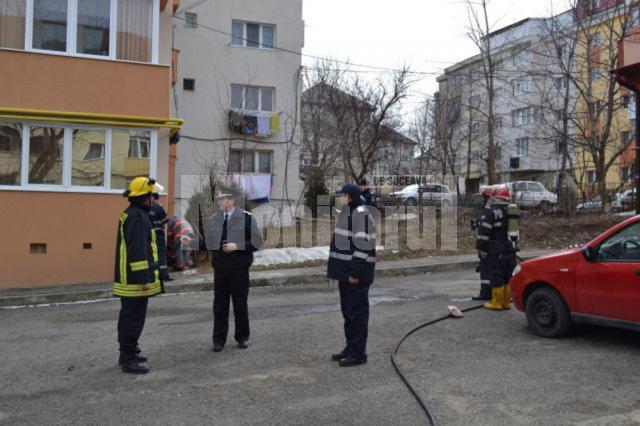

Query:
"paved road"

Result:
[[1, 270, 639, 425]]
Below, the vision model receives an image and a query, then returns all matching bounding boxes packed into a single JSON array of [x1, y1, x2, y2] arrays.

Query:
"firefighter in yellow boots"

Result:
[[475, 185, 520, 310], [114, 177, 164, 374]]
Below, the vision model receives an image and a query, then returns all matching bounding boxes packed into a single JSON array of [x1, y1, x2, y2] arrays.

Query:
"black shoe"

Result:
[[238, 340, 249, 349], [472, 295, 491, 301], [164, 277, 175, 282], [339, 357, 367, 367], [119, 353, 148, 366], [121, 360, 149, 374], [331, 352, 347, 361], [213, 344, 224, 352]]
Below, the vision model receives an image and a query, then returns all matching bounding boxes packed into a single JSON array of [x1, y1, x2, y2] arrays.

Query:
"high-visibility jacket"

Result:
[[327, 201, 377, 284], [167, 216, 194, 247], [113, 204, 163, 298]]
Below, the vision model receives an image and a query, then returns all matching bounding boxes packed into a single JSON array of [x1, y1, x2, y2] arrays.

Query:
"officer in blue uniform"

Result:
[[328, 183, 377, 367], [359, 178, 379, 209], [204, 186, 263, 352]]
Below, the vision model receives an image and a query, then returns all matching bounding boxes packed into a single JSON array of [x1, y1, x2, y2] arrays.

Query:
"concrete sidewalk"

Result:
[[0, 250, 550, 307]]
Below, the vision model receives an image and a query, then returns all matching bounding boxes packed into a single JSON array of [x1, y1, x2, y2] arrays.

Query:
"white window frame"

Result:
[[513, 77, 530, 96], [229, 149, 272, 174], [231, 84, 275, 113], [231, 20, 275, 50], [0, 119, 157, 193], [9, 0, 160, 65], [516, 137, 530, 157]]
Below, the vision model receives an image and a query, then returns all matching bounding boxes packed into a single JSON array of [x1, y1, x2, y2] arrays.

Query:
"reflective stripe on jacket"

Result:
[[327, 202, 377, 284], [113, 205, 163, 298]]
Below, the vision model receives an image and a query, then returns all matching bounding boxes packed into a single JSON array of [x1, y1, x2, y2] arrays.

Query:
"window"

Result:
[[494, 87, 506, 99], [29, 126, 64, 184], [596, 221, 640, 262], [554, 77, 568, 91], [0, 122, 155, 191], [0, 122, 22, 185], [33, 0, 68, 52], [183, 78, 195, 91], [184, 12, 197, 28], [72, 129, 105, 186], [0, 0, 26, 49], [471, 122, 480, 134], [516, 137, 530, 156], [622, 167, 630, 182], [231, 21, 275, 49], [5, 0, 156, 62], [471, 70, 482, 81], [590, 67, 601, 81], [76, 0, 110, 56], [513, 77, 530, 96], [511, 50, 530, 67], [111, 129, 152, 189], [447, 77, 457, 89], [622, 131, 631, 145], [512, 107, 543, 126], [591, 32, 601, 47], [623, 94, 631, 108], [231, 85, 275, 112], [229, 150, 272, 173], [587, 170, 596, 184], [494, 116, 503, 130], [470, 95, 480, 108]]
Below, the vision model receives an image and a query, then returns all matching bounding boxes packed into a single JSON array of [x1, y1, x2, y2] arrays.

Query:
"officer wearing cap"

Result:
[[204, 186, 263, 352], [328, 183, 377, 367], [359, 178, 379, 209], [114, 177, 164, 374]]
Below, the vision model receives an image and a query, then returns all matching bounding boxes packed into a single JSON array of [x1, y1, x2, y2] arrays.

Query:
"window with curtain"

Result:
[[29, 126, 64, 184], [72, 129, 105, 186], [0, 122, 22, 186], [77, 0, 110, 56], [117, 0, 152, 62], [111, 129, 150, 189], [33, 0, 68, 52], [0, 0, 25, 49]]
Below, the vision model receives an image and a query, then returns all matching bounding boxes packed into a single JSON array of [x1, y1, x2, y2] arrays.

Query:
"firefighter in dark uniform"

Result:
[[475, 185, 517, 310], [359, 178, 379, 209], [471, 185, 494, 301], [328, 183, 377, 367], [149, 183, 171, 282], [114, 177, 164, 374], [204, 187, 263, 352]]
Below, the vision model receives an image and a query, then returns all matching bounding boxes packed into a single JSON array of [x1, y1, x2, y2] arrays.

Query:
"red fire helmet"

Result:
[[492, 184, 510, 200]]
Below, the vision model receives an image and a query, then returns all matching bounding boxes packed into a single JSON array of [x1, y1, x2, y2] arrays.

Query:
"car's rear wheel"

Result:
[[525, 287, 572, 338], [405, 198, 417, 207]]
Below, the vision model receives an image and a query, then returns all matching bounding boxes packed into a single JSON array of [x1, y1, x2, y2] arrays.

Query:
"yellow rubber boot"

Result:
[[484, 286, 504, 310], [502, 285, 511, 309]]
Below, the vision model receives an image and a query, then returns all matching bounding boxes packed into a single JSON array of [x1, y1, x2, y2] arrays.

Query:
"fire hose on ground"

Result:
[[390, 303, 486, 426]]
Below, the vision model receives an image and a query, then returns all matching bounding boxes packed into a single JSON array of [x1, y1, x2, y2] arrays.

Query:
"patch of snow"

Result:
[[253, 246, 384, 267], [617, 211, 637, 217]]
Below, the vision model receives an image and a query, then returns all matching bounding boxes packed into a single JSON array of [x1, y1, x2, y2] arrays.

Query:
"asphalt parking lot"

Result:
[[1, 269, 639, 425]]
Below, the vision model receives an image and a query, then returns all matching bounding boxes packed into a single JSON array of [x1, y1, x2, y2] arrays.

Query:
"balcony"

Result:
[[0, 49, 170, 118]]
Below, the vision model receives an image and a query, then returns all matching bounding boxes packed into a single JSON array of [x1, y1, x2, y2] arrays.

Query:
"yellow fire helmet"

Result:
[[123, 177, 156, 198]]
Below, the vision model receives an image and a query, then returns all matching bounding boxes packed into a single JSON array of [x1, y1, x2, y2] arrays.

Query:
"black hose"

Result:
[[390, 304, 485, 425]]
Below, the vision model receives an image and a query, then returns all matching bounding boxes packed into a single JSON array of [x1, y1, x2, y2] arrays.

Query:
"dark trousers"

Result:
[[213, 267, 250, 345], [487, 252, 517, 288], [117, 297, 149, 356], [158, 236, 170, 281], [478, 257, 491, 297], [338, 281, 371, 360]]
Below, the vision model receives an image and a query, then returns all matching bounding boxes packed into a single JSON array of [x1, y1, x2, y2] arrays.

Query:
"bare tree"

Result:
[[465, 0, 499, 184], [303, 61, 414, 182]]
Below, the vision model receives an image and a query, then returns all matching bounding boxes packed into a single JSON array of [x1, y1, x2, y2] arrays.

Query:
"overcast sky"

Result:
[[302, 0, 570, 104]]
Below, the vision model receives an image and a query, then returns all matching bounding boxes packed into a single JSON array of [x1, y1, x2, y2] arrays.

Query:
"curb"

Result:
[[0, 254, 542, 308]]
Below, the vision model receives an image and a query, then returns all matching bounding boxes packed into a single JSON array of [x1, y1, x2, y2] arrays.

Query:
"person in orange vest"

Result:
[[114, 177, 163, 374], [167, 216, 195, 271]]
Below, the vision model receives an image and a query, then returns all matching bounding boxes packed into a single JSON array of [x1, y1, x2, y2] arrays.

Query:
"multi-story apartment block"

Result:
[[435, 12, 575, 193], [173, 0, 304, 226], [0, 0, 181, 288]]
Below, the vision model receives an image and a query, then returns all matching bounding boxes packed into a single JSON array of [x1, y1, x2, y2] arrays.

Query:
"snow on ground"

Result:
[[617, 210, 637, 217], [253, 246, 385, 267]]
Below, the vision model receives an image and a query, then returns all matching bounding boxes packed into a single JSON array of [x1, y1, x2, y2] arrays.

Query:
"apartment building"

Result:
[[0, 0, 181, 288], [173, 0, 304, 226], [435, 12, 575, 193]]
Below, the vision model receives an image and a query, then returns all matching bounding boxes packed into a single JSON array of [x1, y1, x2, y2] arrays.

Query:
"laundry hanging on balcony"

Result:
[[226, 173, 273, 204], [228, 111, 281, 137]]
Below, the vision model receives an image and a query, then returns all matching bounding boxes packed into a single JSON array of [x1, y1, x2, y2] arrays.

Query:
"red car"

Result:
[[511, 214, 640, 337]]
